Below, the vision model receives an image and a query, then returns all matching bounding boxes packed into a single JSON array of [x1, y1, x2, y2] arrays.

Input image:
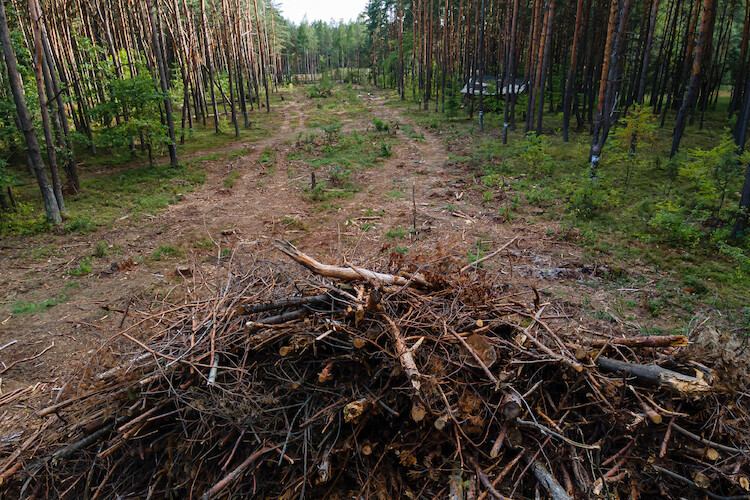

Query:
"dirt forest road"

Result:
[[0, 88, 594, 429]]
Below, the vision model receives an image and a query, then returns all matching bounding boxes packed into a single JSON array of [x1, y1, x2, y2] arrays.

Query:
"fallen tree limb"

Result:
[[201, 445, 276, 500], [384, 315, 422, 393], [237, 294, 333, 315], [670, 423, 746, 455], [588, 335, 689, 348], [273, 239, 433, 288], [526, 455, 573, 500], [460, 236, 519, 273], [652, 465, 750, 500], [596, 357, 712, 398], [0, 342, 54, 375]]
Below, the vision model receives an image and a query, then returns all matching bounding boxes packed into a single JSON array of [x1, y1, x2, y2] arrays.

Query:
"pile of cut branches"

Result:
[[1, 239, 748, 499]]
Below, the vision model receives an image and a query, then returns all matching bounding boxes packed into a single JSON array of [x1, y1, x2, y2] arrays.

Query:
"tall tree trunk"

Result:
[[477, 0, 485, 130], [671, 0, 717, 157], [588, 0, 618, 173], [0, 0, 61, 223], [535, 0, 554, 136], [729, 0, 750, 117], [40, 16, 78, 193], [503, 0, 519, 143], [29, 0, 65, 214], [201, 0, 220, 132], [562, 0, 585, 142], [637, 0, 660, 104], [149, 0, 178, 167]]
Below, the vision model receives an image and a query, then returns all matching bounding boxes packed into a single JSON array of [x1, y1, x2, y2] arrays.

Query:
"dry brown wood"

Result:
[[588, 335, 689, 348], [201, 445, 276, 500], [460, 235, 519, 273], [526, 455, 573, 500], [0, 342, 54, 374], [446, 321, 498, 386], [273, 239, 433, 288], [384, 315, 422, 393], [596, 357, 712, 398]]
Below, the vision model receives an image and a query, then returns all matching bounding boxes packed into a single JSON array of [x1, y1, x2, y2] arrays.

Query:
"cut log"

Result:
[[273, 239, 433, 288], [596, 357, 712, 398], [384, 315, 422, 393], [588, 335, 689, 348]]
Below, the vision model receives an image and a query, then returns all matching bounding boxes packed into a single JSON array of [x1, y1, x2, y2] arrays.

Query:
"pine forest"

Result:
[[1, 0, 750, 498]]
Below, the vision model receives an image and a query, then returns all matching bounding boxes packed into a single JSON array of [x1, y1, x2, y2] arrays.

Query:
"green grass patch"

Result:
[[152, 244, 182, 260], [223, 170, 240, 188], [13, 295, 68, 315], [385, 226, 406, 239], [69, 257, 92, 276]]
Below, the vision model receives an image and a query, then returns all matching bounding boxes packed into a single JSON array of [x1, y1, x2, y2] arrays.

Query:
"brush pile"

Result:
[[1, 239, 748, 499]]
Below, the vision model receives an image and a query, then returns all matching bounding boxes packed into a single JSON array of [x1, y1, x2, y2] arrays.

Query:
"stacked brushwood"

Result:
[[1, 239, 748, 499]]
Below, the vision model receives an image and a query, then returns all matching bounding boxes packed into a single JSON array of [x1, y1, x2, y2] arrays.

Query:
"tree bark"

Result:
[[149, 0, 178, 167], [636, 0, 660, 105], [671, 0, 717, 157], [0, 0, 61, 223], [562, 0, 585, 142], [28, 0, 65, 215]]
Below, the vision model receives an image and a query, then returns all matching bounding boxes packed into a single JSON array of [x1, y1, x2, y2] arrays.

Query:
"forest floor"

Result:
[[0, 84, 747, 427]]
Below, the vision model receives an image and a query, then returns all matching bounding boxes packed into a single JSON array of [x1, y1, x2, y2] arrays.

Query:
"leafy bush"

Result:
[[67, 216, 96, 233], [0, 202, 48, 235], [607, 104, 657, 190], [373, 118, 389, 132], [94, 241, 108, 258], [69, 257, 92, 276], [327, 164, 351, 186], [567, 183, 610, 219], [681, 134, 750, 223], [519, 133, 554, 175], [152, 244, 181, 260], [647, 200, 702, 246], [385, 226, 406, 239]]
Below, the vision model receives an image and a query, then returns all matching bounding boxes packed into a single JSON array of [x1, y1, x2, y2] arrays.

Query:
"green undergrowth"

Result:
[[381, 88, 750, 311], [1, 100, 285, 237], [290, 116, 396, 206], [12, 294, 68, 315]]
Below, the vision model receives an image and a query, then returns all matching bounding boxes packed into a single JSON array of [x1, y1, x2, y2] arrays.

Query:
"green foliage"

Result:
[[444, 78, 462, 119], [92, 71, 171, 157], [13, 295, 68, 315], [94, 241, 109, 258], [567, 182, 611, 219], [647, 200, 702, 246], [67, 216, 96, 234], [69, 257, 92, 276], [681, 134, 750, 221], [308, 76, 333, 98], [0, 159, 19, 190], [385, 226, 406, 239], [379, 141, 392, 157], [320, 122, 342, 143], [608, 105, 657, 190], [152, 244, 181, 260], [519, 133, 554, 175], [327, 164, 351, 186], [467, 237, 491, 265], [373, 117, 389, 132], [0, 202, 49, 235]]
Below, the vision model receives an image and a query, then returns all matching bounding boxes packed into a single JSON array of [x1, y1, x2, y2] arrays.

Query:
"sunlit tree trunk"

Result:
[[0, 0, 61, 223]]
